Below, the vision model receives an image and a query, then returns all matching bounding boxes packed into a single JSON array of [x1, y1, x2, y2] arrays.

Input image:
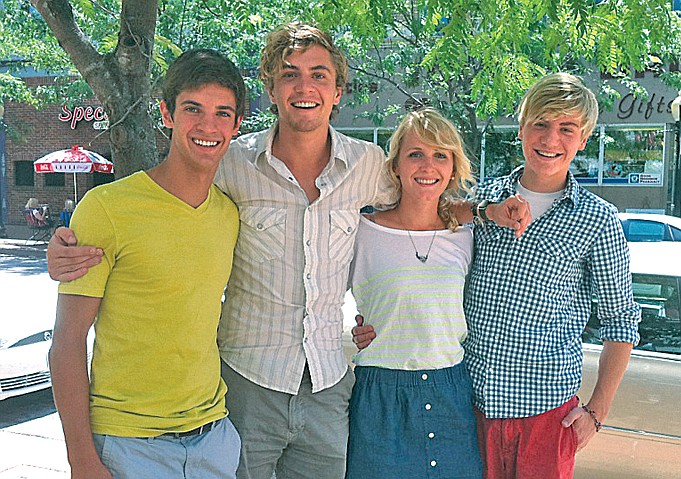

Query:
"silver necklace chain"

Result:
[[406, 229, 437, 263]]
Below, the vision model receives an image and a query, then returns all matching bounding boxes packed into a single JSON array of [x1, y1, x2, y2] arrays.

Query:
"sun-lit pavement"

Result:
[[0, 247, 69, 478], [0, 390, 69, 478]]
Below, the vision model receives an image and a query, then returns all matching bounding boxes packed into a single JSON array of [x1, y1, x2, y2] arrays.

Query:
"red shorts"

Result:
[[475, 396, 579, 479]]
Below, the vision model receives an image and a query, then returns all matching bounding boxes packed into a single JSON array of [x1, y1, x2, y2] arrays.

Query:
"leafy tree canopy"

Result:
[[316, 0, 681, 157], [1, 0, 680, 172]]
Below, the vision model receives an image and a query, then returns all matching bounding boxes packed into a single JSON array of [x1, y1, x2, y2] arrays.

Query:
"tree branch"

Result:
[[30, 0, 105, 80], [348, 63, 422, 106]]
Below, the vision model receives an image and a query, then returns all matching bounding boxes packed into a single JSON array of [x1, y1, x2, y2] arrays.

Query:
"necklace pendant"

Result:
[[416, 253, 428, 263]]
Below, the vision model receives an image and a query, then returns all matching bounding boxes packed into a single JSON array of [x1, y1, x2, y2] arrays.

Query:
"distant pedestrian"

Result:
[[59, 199, 74, 228], [25, 197, 50, 225]]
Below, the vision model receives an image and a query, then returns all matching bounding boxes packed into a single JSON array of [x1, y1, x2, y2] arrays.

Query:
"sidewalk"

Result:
[[0, 414, 69, 478], [0, 234, 68, 478], [0, 224, 48, 259]]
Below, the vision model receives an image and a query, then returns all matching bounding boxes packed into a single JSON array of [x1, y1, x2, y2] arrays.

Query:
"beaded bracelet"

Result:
[[581, 404, 602, 432]]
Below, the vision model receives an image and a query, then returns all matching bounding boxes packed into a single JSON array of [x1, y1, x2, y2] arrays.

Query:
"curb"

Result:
[[0, 241, 47, 259]]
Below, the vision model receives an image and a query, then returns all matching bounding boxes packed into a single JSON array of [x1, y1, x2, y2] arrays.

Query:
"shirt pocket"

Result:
[[237, 206, 286, 262], [329, 210, 359, 265], [531, 235, 582, 289], [470, 226, 505, 274]]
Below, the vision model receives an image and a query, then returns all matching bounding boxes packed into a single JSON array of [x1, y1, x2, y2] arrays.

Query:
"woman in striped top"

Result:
[[346, 108, 483, 479]]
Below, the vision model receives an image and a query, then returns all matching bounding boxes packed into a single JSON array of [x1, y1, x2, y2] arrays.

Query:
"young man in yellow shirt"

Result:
[[49, 49, 245, 479]]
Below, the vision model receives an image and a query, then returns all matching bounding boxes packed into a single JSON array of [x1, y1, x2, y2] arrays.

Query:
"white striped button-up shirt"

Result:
[[214, 125, 391, 394]]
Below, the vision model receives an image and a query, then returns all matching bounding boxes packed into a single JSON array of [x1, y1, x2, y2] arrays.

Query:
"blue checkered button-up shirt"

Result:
[[464, 167, 641, 419]]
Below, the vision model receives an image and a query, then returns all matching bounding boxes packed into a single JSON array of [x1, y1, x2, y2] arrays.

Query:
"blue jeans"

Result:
[[92, 417, 240, 479], [347, 363, 482, 479], [222, 362, 354, 479]]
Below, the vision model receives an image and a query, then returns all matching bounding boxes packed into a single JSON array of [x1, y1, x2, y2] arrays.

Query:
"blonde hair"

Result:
[[383, 108, 474, 231], [259, 22, 347, 118], [518, 72, 598, 140], [25, 197, 40, 209]]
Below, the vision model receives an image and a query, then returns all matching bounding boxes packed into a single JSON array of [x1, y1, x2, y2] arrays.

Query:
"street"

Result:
[[0, 253, 69, 478]]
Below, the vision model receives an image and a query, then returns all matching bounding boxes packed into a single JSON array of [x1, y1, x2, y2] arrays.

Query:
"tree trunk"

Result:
[[30, 0, 159, 178]]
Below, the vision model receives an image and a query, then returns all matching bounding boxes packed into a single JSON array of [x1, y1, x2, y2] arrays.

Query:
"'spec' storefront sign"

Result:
[[59, 105, 109, 130]]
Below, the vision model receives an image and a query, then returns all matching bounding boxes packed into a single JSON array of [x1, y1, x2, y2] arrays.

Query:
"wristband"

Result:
[[581, 404, 602, 432], [477, 200, 490, 222], [471, 200, 490, 226]]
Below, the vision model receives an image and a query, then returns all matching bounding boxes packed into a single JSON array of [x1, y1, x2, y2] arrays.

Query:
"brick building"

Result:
[[0, 71, 170, 228]]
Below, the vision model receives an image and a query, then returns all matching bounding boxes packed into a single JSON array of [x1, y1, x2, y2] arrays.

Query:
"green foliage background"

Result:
[[1, 0, 681, 166]]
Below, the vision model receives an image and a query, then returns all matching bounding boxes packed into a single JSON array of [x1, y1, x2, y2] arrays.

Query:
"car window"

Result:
[[621, 219, 669, 242], [584, 274, 681, 355], [672, 225, 681, 241]]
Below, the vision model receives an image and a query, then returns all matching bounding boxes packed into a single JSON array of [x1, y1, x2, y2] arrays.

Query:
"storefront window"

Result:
[[482, 130, 523, 179], [568, 131, 600, 184], [602, 128, 664, 186], [377, 131, 392, 151], [336, 128, 393, 152], [482, 126, 665, 187]]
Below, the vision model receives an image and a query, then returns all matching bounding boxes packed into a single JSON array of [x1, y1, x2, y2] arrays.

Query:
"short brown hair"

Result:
[[259, 22, 347, 117], [163, 49, 246, 122]]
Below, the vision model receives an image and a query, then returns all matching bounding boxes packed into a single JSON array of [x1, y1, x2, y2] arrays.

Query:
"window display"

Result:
[[483, 126, 665, 187], [602, 128, 664, 186]]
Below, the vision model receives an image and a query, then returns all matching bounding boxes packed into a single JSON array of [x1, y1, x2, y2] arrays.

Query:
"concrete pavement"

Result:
[[0, 390, 69, 478], [0, 224, 47, 259], [1, 232, 68, 478]]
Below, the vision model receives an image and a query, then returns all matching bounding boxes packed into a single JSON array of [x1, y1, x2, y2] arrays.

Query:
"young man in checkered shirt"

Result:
[[354, 73, 641, 478]]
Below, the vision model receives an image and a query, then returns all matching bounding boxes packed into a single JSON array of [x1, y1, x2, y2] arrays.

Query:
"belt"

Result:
[[160, 419, 222, 438]]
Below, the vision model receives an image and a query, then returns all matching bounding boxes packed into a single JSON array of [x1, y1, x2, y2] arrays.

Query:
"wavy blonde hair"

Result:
[[381, 108, 475, 231], [259, 22, 347, 119]]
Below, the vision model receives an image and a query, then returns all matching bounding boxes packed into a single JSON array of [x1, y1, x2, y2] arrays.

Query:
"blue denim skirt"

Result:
[[346, 363, 482, 479]]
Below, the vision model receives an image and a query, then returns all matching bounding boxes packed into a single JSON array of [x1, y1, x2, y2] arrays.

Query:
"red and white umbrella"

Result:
[[34, 145, 114, 202]]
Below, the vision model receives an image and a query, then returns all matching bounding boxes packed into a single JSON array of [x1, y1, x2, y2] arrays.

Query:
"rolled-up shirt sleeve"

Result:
[[591, 211, 641, 345]]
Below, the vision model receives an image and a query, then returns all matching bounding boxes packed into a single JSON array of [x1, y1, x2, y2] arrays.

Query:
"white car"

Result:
[[0, 323, 53, 401], [576, 241, 681, 478], [0, 259, 57, 401], [618, 212, 681, 242]]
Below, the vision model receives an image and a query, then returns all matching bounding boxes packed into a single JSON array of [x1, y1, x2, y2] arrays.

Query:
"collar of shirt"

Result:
[[484, 166, 581, 210], [251, 123, 353, 173]]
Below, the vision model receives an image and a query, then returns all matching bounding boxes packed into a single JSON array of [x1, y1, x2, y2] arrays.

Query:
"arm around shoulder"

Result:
[[47, 227, 104, 282], [448, 196, 531, 237]]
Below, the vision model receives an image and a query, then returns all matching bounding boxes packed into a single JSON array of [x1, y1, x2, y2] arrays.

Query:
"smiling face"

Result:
[[394, 130, 455, 207], [161, 83, 242, 172], [518, 114, 588, 193], [267, 45, 342, 135]]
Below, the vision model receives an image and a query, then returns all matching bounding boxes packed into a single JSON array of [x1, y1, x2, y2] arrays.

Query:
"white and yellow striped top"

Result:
[[350, 216, 473, 370]]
